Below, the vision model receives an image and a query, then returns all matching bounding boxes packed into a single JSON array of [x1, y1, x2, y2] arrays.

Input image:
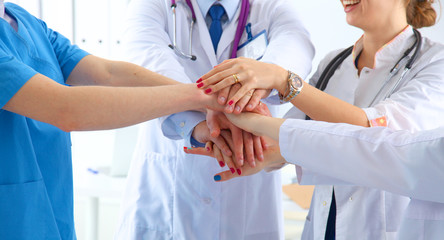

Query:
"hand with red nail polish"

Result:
[[198, 57, 288, 108], [191, 121, 233, 158], [206, 110, 249, 166], [184, 137, 286, 182]]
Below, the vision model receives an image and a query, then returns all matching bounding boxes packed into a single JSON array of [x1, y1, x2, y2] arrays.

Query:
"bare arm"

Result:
[[66, 55, 179, 87], [225, 112, 285, 141], [4, 73, 213, 132], [289, 81, 369, 127], [201, 58, 370, 127]]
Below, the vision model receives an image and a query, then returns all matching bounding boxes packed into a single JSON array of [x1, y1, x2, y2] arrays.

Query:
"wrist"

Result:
[[188, 84, 210, 109], [278, 71, 304, 103], [275, 67, 289, 94], [191, 121, 207, 143]]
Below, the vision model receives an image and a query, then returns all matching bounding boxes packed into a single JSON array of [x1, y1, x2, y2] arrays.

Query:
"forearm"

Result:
[[61, 85, 204, 131], [292, 84, 370, 127], [273, 69, 369, 127], [226, 113, 285, 141], [66, 55, 179, 87], [4, 74, 208, 132]]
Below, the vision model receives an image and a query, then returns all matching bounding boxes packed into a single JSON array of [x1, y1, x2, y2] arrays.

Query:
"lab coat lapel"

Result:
[[191, 0, 218, 66], [217, 5, 241, 58]]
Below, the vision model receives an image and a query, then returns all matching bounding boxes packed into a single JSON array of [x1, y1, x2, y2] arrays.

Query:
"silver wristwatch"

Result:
[[279, 70, 304, 103]]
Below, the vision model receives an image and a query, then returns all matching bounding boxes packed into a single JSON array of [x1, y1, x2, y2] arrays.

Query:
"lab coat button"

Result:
[[180, 132, 185, 137], [349, 197, 353, 201], [202, 198, 212, 204], [180, 122, 185, 128], [322, 201, 327, 206], [365, 70, 370, 74]]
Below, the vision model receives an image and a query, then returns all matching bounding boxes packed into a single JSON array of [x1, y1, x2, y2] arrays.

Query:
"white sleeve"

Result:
[[260, 0, 314, 79], [123, 0, 189, 82], [124, 0, 205, 139], [363, 45, 444, 132], [279, 119, 444, 203], [258, 0, 315, 106]]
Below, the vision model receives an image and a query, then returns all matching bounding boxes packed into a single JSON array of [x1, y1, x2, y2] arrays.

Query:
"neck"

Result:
[[358, 19, 408, 73]]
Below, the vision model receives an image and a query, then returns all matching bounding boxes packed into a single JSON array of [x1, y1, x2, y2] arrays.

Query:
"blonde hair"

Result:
[[406, 0, 438, 28]]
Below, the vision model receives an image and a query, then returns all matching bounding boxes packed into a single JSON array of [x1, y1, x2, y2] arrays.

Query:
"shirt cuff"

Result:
[[161, 111, 206, 140], [190, 135, 206, 148]]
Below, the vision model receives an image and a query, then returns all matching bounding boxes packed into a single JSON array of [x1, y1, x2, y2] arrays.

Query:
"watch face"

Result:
[[291, 74, 303, 88]]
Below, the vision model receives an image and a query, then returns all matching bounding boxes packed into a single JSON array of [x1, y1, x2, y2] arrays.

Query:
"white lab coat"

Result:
[[279, 122, 444, 240], [115, 0, 314, 239], [283, 26, 444, 240]]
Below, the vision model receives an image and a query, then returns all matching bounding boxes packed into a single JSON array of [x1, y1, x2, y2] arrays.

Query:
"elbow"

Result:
[[53, 119, 79, 133], [56, 121, 79, 133], [51, 108, 83, 132]]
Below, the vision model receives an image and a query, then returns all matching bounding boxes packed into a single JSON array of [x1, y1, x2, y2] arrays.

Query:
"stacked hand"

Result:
[[189, 65, 288, 180], [198, 57, 288, 109], [191, 102, 269, 173], [185, 135, 285, 182]]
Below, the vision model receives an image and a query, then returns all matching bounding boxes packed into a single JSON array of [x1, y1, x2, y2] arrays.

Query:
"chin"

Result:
[[345, 17, 364, 30]]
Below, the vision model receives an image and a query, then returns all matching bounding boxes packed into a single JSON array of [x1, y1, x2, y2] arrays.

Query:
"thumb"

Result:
[[207, 116, 221, 138]]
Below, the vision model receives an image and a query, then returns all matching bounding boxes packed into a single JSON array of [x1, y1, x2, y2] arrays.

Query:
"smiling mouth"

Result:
[[343, 0, 361, 7]]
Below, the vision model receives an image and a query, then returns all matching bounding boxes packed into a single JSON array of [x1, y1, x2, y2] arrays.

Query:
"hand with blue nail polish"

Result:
[[206, 110, 263, 168], [185, 137, 286, 182]]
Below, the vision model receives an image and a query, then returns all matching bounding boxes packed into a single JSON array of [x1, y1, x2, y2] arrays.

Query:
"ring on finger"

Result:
[[232, 74, 240, 85]]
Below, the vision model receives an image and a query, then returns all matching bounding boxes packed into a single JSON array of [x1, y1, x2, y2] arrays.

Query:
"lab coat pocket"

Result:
[[117, 151, 176, 239], [0, 180, 61, 240]]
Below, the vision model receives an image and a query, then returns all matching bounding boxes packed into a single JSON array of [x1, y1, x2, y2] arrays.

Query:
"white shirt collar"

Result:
[[0, 0, 5, 19], [196, 0, 240, 22], [352, 25, 415, 70]]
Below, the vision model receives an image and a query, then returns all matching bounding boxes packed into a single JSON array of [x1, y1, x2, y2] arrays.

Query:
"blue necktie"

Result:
[[208, 5, 226, 53]]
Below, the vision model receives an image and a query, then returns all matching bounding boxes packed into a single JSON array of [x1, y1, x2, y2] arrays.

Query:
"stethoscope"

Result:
[[306, 29, 422, 120], [168, 0, 250, 61]]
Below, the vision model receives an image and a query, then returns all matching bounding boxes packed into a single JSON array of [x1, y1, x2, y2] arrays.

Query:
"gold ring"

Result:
[[232, 74, 240, 84]]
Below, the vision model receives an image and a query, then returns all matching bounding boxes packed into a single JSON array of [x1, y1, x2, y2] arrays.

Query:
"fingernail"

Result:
[[183, 147, 187, 151], [235, 106, 241, 113], [225, 105, 234, 112], [230, 168, 235, 174], [196, 78, 202, 83], [197, 82, 204, 88], [251, 161, 256, 167], [228, 100, 234, 106], [247, 104, 253, 110], [237, 169, 242, 175], [214, 175, 222, 181], [206, 147, 210, 152], [260, 155, 264, 161], [219, 96, 226, 103], [205, 88, 212, 94], [219, 161, 225, 167]]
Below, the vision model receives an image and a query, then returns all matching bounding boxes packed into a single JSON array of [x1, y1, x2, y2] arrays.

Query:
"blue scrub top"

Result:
[[0, 3, 89, 240]]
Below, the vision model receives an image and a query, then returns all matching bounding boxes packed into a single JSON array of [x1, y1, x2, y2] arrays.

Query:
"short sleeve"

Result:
[[40, 20, 89, 81], [0, 53, 38, 108]]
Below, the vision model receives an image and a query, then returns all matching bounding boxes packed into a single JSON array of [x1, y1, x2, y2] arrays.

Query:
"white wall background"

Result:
[[5, 0, 444, 239]]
